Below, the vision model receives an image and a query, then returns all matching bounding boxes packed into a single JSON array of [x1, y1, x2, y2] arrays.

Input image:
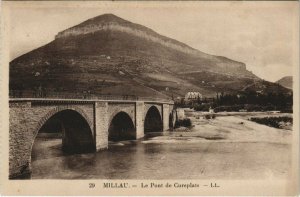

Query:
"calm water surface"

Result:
[[31, 132, 291, 179]]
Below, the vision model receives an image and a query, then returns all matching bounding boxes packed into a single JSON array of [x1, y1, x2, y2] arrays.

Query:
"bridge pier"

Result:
[[163, 104, 170, 131], [94, 102, 109, 151], [135, 101, 145, 139]]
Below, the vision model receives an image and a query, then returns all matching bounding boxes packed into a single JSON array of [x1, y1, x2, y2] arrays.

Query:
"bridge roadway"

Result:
[[9, 97, 175, 179]]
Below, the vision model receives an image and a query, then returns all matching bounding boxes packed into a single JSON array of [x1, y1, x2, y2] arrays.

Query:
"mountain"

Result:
[[276, 76, 293, 89], [9, 14, 291, 99]]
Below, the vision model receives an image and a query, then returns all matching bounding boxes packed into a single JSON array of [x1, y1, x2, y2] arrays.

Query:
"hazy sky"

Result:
[[5, 1, 298, 82]]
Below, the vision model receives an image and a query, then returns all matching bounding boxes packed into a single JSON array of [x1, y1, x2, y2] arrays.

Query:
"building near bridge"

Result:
[[184, 92, 202, 102]]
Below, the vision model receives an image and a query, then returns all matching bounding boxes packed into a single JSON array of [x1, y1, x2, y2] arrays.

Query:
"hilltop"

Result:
[[276, 76, 293, 89]]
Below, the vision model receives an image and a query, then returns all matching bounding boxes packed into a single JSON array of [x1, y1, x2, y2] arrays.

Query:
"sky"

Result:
[[5, 1, 299, 82]]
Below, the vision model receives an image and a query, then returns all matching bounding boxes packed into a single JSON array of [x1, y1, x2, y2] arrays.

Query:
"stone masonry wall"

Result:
[[107, 103, 136, 128], [135, 102, 144, 139], [94, 102, 109, 151], [9, 101, 94, 178], [162, 104, 170, 131]]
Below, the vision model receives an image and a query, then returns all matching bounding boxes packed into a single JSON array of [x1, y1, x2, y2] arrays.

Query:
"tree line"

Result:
[[175, 91, 293, 113]]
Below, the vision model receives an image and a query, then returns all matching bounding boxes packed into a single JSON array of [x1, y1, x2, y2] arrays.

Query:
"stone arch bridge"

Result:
[[9, 98, 175, 179]]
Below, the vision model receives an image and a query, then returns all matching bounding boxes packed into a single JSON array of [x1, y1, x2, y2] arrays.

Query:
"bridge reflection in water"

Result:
[[9, 95, 175, 179], [31, 132, 206, 179]]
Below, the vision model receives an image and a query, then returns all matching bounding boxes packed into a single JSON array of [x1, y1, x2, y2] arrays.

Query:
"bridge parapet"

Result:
[[9, 90, 173, 104]]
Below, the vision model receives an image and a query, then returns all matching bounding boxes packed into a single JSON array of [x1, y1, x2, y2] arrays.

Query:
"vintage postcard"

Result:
[[1, 1, 299, 196]]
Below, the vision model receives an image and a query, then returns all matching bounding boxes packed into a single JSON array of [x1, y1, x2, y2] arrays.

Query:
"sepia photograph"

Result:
[[1, 1, 299, 195]]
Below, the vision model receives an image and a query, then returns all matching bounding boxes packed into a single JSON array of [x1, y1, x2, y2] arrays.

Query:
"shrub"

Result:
[[214, 104, 244, 112], [204, 114, 216, 119], [250, 116, 292, 129], [194, 104, 210, 111], [213, 104, 292, 113], [213, 104, 280, 112], [204, 114, 211, 119], [175, 118, 192, 128]]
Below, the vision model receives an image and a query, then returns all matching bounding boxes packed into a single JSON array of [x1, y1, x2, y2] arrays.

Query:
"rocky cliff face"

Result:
[[54, 14, 249, 75], [56, 23, 199, 56], [56, 14, 201, 55]]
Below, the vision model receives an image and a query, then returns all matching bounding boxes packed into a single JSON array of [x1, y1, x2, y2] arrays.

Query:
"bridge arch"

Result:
[[144, 105, 163, 133], [35, 106, 93, 134], [108, 111, 136, 141], [31, 108, 95, 156]]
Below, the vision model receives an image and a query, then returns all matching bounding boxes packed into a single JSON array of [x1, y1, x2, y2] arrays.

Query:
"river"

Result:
[[31, 116, 291, 180]]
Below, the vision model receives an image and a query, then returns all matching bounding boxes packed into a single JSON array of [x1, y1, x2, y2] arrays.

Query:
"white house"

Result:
[[184, 92, 202, 101]]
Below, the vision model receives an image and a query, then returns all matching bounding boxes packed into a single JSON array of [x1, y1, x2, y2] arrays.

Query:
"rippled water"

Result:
[[31, 132, 291, 180]]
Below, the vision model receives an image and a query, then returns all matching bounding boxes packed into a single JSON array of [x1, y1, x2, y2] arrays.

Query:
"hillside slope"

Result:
[[9, 14, 290, 99]]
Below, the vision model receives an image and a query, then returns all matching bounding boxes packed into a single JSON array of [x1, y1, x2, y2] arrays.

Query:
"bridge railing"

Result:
[[9, 90, 173, 103]]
